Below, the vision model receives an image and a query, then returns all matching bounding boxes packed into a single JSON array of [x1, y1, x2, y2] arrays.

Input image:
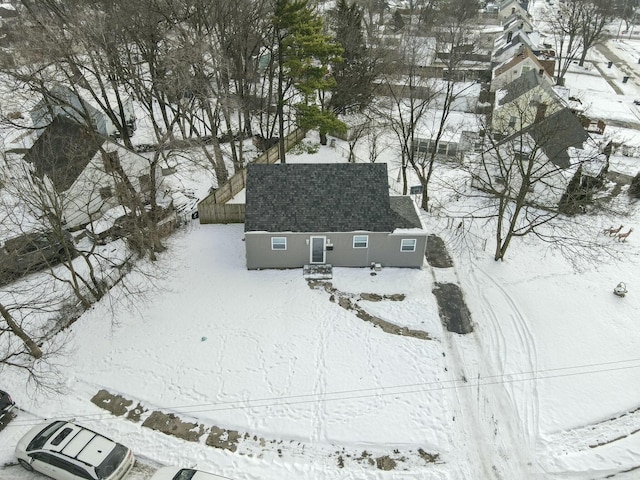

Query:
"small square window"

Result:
[[401, 239, 417, 252], [353, 235, 368, 248], [271, 237, 286, 250]]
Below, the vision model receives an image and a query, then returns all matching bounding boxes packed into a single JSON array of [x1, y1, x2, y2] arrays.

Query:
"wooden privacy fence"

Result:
[[198, 128, 306, 224], [199, 203, 246, 224]]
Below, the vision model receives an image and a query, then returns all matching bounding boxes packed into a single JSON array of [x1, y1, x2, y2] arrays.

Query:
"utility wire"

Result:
[[4, 357, 640, 429]]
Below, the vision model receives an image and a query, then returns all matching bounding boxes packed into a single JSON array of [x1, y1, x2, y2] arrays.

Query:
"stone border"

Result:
[[308, 281, 432, 340], [90, 389, 441, 470]]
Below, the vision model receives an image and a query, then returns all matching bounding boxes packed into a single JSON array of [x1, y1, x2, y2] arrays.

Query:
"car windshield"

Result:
[[95, 443, 127, 479], [27, 421, 67, 451], [173, 470, 197, 480]]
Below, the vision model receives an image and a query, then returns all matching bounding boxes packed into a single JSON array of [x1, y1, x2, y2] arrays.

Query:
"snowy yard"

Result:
[[2, 26, 640, 480], [2, 196, 640, 479]]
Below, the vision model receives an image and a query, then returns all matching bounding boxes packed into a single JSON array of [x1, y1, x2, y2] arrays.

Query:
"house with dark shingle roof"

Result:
[[474, 107, 600, 206], [24, 116, 161, 228], [30, 84, 136, 138], [244, 163, 426, 269], [492, 69, 564, 135], [525, 108, 590, 169]]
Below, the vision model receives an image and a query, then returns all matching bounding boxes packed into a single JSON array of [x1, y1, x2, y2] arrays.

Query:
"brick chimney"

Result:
[[535, 102, 548, 122]]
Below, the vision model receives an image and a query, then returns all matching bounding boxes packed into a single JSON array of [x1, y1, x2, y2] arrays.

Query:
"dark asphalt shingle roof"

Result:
[[499, 108, 589, 169], [23, 116, 104, 192], [528, 108, 589, 168], [245, 163, 404, 233], [389, 196, 422, 229]]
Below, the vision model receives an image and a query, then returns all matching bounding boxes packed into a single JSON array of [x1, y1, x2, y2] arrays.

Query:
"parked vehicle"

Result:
[[15, 420, 134, 480], [634, 99, 640, 106], [0, 231, 74, 283], [0, 389, 15, 426], [151, 467, 229, 480]]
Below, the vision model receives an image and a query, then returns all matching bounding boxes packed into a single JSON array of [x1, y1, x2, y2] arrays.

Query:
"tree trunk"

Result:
[[578, 49, 587, 67], [277, 35, 286, 163], [0, 303, 42, 359]]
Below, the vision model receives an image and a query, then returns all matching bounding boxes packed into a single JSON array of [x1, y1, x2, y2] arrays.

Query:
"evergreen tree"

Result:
[[392, 10, 404, 32], [273, 0, 346, 155], [328, 0, 378, 115]]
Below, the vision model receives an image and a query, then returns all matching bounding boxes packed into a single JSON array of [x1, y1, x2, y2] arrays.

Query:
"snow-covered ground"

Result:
[[2, 22, 640, 480]]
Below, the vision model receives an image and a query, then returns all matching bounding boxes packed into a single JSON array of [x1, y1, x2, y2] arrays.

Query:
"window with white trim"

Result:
[[353, 235, 368, 248], [271, 237, 287, 250], [400, 239, 417, 252]]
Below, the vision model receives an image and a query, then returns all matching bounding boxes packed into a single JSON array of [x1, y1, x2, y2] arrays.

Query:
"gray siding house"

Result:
[[244, 163, 427, 270]]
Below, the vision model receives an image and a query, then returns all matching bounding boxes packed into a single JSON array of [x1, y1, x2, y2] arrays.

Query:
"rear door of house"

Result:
[[310, 236, 325, 264]]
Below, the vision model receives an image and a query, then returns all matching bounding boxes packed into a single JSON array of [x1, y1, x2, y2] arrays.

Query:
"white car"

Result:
[[151, 467, 229, 480], [15, 420, 134, 480]]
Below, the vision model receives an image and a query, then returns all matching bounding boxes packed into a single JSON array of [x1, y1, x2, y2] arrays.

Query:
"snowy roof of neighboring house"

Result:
[[503, 13, 534, 32], [86, 205, 131, 236], [553, 85, 585, 113], [415, 110, 482, 143], [23, 116, 105, 192], [493, 31, 542, 62], [497, 68, 558, 105], [499, 0, 529, 12], [0, 4, 17, 17], [30, 83, 135, 134], [245, 163, 421, 233], [402, 35, 437, 67], [494, 46, 543, 77]]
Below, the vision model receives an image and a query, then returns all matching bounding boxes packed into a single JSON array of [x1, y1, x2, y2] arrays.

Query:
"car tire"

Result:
[[18, 459, 33, 471]]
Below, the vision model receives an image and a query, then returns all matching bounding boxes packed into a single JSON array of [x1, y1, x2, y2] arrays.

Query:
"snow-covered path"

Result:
[[429, 253, 540, 478]]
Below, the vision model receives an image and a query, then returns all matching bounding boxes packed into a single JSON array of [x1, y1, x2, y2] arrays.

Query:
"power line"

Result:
[[4, 357, 640, 429]]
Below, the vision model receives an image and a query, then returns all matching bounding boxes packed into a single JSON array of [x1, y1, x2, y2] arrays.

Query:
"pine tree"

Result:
[[273, 0, 346, 156], [328, 0, 378, 115]]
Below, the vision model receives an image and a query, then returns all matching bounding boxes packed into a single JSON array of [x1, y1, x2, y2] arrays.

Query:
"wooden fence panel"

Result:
[[199, 203, 246, 224], [198, 128, 306, 223]]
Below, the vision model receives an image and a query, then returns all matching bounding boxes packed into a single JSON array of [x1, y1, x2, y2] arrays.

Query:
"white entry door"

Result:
[[310, 236, 326, 264]]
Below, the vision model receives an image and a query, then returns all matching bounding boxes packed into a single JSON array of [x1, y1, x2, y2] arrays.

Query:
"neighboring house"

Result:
[[492, 30, 545, 66], [492, 69, 563, 134], [475, 108, 595, 206], [244, 163, 427, 270], [30, 84, 136, 138], [491, 46, 555, 91], [502, 12, 534, 36], [412, 110, 484, 160], [23, 116, 161, 229], [498, 0, 529, 20]]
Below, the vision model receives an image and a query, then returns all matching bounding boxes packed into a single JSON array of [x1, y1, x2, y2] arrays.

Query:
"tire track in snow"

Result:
[[466, 265, 540, 476], [429, 261, 502, 478], [439, 332, 499, 479]]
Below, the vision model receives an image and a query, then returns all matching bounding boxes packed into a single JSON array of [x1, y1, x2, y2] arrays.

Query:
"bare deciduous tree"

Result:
[[549, 0, 583, 84], [467, 106, 608, 261]]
